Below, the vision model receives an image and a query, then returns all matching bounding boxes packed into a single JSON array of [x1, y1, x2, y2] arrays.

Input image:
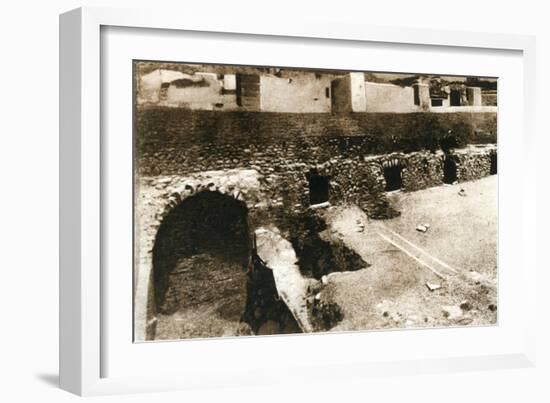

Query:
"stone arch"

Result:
[[133, 175, 261, 341], [382, 158, 403, 191], [151, 190, 252, 316]]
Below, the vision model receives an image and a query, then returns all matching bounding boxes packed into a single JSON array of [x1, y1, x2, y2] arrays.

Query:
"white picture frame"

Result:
[[60, 6, 537, 396]]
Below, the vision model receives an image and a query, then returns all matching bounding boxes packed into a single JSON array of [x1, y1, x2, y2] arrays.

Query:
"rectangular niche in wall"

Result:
[[443, 157, 458, 184], [307, 169, 329, 205]]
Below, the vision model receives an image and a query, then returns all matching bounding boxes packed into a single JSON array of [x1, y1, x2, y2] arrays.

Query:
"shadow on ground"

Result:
[[35, 373, 59, 388]]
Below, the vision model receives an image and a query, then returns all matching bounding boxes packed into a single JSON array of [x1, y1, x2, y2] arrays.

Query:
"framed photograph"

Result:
[[60, 7, 537, 396]]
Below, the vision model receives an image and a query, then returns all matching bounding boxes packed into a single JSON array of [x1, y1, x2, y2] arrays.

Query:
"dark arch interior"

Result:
[[490, 152, 497, 175], [152, 191, 251, 317], [383, 165, 402, 191], [307, 169, 329, 205], [443, 157, 458, 184]]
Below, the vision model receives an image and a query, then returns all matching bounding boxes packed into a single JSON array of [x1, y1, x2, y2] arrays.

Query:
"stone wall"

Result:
[[454, 145, 496, 181], [136, 108, 497, 175], [133, 107, 497, 341], [134, 145, 497, 340], [133, 170, 266, 341], [135, 108, 497, 218], [135, 108, 498, 218], [364, 144, 497, 192]]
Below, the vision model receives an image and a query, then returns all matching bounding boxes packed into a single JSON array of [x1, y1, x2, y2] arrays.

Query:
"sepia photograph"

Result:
[[133, 61, 498, 342]]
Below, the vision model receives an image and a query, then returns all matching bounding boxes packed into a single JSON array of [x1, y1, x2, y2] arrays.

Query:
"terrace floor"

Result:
[[321, 175, 498, 332]]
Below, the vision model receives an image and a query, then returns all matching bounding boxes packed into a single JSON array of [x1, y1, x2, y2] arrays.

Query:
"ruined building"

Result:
[[138, 68, 497, 113], [133, 66, 498, 341]]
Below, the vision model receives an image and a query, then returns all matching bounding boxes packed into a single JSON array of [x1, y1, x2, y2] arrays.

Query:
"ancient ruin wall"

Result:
[[454, 146, 496, 181], [133, 145, 497, 340], [133, 108, 497, 340], [365, 145, 497, 192], [136, 109, 496, 173], [135, 108, 498, 218]]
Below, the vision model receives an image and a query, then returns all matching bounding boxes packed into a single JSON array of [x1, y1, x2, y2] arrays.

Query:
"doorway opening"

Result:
[[490, 152, 497, 175], [151, 191, 251, 339], [450, 90, 461, 106], [443, 157, 458, 184], [383, 162, 402, 191], [307, 169, 329, 205]]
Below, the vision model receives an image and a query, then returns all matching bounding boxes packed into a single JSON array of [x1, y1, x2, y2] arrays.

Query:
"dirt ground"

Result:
[[153, 176, 497, 339], [320, 175, 498, 332], [154, 254, 252, 340]]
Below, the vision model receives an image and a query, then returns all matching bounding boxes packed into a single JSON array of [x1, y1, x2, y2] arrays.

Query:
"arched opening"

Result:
[[151, 191, 252, 339], [307, 169, 329, 205], [490, 152, 497, 175], [443, 157, 458, 184], [383, 162, 402, 191]]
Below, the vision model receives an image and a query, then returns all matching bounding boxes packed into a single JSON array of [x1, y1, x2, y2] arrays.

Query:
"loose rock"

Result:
[[459, 300, 472, 311], [469, 270, 482, 279], [416, 224, 429, 233], [442, 305, 463, 320], [426, 282, 441, 291]]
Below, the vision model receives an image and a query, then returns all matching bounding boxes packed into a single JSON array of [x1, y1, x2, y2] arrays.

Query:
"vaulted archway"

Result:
[[382, 160, 403, 191], [151, 191, 252, 339]]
